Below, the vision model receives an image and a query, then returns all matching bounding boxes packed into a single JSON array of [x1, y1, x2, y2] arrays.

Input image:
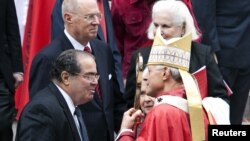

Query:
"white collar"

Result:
[[54, 83, 76, 116], [154, 95, 188, 113], [64, 30, 92, 51]]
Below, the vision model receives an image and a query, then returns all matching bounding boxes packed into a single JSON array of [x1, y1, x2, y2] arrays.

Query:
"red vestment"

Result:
[[117, 87, 209, 141]]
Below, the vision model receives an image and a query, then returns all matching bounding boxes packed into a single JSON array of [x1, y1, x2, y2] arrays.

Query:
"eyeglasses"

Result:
[[75, 73, 100, 82], [73, 13, 102, 22]]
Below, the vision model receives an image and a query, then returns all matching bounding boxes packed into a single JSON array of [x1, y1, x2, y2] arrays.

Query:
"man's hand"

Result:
[[120, 108, 143, 130], [13, 72, 24, 88]]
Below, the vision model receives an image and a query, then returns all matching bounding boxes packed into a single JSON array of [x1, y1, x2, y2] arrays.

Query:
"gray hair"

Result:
[[148, 0, 200, 40], [169, 67, 182, 83], [155, 65, 182, 83], [62, 0, 80, 15], [62, 0, 98, 14]]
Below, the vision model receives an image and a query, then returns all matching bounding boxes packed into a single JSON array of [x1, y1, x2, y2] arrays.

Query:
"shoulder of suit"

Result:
[[35, 43, 61, 58], [130, 46, 151, 59], [137, 46, 152, 55], [190, 42, 214, 59], [30, 86, 60, 108], [192, 41, 211, 52], [92, 39, 109, 47]]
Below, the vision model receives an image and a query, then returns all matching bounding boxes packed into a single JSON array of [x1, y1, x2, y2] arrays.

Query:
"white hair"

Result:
[[62, 0, 97, 15], [154, 65, 182, 83], [169, 67, 182, 83], [62, 0, 79, 15], [148, 0, 200, 40]]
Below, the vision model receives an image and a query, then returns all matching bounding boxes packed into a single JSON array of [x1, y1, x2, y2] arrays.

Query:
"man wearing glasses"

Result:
[[17, 50, 97, 141], [52, 0, 124, 95], [29, 0, 127, 141]]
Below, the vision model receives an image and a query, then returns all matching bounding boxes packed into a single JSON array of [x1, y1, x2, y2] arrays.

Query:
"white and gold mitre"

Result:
[[147, 28, 192, 71]]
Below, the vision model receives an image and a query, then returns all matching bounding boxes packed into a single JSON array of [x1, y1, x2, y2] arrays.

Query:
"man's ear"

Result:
[[162, 67, 170, 80], [61, 71, 71, 86], [63, 12, 74, 24]]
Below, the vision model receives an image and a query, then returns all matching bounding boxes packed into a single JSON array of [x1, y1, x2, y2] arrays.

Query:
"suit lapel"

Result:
[[102, 0, 111, 41], [60, 33, 75, 51], [97, 25, 105, 41], [89, 40, 107, 107], [48, 83, 81, 141]]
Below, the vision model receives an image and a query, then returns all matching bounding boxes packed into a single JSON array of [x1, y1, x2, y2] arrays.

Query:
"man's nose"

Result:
[[92, 16, 100, 24]]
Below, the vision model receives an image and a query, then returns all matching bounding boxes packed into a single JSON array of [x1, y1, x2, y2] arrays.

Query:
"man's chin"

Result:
[[89, 33, 98, 38]]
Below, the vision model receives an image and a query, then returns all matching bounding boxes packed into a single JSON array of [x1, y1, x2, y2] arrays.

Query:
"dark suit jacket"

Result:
[[16, 83, 83, 141], [192, 0, 219, 52], [0, 0, 23, 93], [125, 42, 229, 108], [29, 33, 127, 141], [51, 0, 124, 93], [192, 0, 250, 68]]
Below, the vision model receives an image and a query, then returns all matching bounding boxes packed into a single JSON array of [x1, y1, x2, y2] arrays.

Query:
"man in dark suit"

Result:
[[16, 50, 96, 141], [51, 0, 124, 94], [29, 0, 127, 140], [0, 0, 23, 140], [192, 0, 250, 124]]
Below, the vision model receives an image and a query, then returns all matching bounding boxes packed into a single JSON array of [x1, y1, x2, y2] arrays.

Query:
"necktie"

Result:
[[84, 46, 91, 54], [74, 107, 89, 141]]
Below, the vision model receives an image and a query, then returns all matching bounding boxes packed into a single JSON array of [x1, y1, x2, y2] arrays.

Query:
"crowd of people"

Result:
[[0, 0, 249, 141]]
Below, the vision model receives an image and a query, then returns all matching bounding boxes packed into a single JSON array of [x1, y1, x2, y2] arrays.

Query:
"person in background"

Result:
[[29, 0, 127, 140], [111, 0, 195, 83], [124, 0, 229, 108], [111, 0, 155, 82], [137, 67, 155, 115], [132, 67, 155, 137], [192, 0, 250, 124], [16, 50, 96, 141], [0, 0, 23, 141], [51, 0, 124, 93]]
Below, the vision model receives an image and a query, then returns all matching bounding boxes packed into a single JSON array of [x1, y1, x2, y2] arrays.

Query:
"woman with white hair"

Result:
[[125, 0, 229, 108]]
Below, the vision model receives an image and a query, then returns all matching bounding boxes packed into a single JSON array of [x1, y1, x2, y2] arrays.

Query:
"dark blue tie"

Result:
[[74, 107, 89, 141]]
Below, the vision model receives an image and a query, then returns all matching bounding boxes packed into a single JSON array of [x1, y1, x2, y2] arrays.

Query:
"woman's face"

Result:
[[140, 93, 155, 114], [140, 69, 155, 114], [152, 11, 184, 40]]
